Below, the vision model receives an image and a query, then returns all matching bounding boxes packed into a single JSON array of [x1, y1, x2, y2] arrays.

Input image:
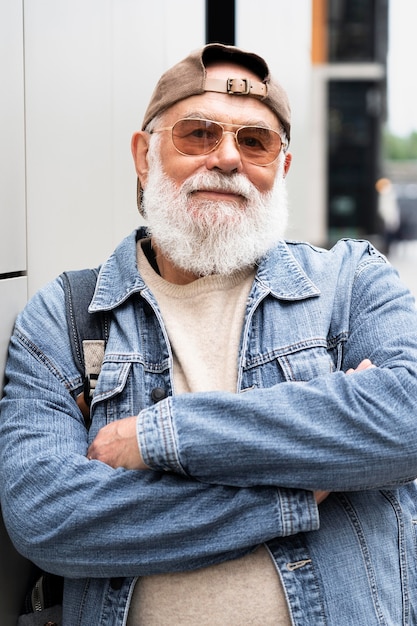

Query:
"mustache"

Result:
[[180, 171, 255, 199]]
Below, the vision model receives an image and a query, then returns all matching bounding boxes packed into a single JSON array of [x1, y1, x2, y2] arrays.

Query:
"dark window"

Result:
[[327, 80, 382, 241], [328, 0, 382, 62], [206, 0, 235, 45]]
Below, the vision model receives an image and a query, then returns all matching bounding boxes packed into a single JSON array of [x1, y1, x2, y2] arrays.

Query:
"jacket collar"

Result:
[[255, 240, 321, 300], [89, 228, 320, 312], [89, 228, 148, 312]]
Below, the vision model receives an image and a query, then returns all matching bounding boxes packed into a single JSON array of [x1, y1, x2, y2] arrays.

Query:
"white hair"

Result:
[[142, 133, 288, 276]]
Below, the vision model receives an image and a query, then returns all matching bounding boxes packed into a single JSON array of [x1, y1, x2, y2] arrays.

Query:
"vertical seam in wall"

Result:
[[22, 0, 29, 301]]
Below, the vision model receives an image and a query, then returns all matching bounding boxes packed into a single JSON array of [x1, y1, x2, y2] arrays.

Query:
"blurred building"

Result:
[[312, 0, 389, 245]]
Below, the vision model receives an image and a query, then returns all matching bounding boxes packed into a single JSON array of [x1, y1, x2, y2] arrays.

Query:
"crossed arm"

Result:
[[87, 358, 376, 504]]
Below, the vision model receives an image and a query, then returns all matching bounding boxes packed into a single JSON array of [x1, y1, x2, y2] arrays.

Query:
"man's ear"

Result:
[[283, 152, 292, 177], [131, 131, 150, 188]]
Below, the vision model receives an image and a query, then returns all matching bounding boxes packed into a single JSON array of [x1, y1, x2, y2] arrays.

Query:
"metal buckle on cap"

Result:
[[204, 77, 268, 98], [227, 78, 251, 95]]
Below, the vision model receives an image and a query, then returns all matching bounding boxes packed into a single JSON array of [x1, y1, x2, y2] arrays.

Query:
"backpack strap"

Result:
[[61, 268, 109, 428]]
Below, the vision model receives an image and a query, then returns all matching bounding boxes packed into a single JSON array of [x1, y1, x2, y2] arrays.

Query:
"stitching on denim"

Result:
[[15, 328, 73, 390]]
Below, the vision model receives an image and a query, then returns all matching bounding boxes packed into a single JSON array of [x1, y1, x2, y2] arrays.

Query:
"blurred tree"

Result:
[[384, 130, 417, 160]]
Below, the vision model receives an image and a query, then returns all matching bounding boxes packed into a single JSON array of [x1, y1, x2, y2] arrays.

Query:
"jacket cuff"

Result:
[[137, 398, 186, 474], [277, 488, 320, 535]]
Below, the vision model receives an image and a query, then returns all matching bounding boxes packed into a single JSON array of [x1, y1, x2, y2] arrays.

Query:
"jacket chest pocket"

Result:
[[90, 359, 171, 435], [241, 342, 340, 390], [277, 345, 337, 382], [89, 361, 133, 434], [93, 361, 132, 404]]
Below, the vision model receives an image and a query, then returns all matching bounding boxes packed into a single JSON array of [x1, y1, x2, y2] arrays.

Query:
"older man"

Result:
[[2, 44, 417, 626]]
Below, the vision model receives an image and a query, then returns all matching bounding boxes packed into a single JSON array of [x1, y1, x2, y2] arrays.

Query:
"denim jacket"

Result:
[[1, 228, 417, 625]]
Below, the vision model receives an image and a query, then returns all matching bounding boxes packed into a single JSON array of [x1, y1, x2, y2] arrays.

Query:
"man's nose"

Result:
[[205, 131, 243, 172]]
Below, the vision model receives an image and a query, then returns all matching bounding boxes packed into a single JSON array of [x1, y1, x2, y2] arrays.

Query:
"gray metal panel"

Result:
[[0, 0, 26, 274]]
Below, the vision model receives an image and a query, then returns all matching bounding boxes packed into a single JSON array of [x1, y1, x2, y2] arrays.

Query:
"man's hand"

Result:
[[87, 416, 149, 470]]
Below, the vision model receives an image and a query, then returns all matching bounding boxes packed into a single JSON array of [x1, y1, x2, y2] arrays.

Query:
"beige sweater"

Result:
[[126, 242, 291, 625]]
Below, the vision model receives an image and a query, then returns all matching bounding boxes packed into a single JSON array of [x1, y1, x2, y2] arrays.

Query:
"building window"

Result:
[[328, 0, 376, 62]]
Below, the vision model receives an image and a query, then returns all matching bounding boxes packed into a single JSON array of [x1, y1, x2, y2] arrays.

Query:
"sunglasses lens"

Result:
[[170, 119, 282, 165], [172, 120, 222, 155], [237, 127, 282, 165]]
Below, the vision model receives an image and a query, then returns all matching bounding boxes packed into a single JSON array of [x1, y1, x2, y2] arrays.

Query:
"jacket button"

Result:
[[110, 577, 124, 590], [151, 387, 167, 402]]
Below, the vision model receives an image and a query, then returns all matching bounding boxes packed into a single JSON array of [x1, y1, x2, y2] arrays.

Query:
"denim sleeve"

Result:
[[137, 258, 417, 492], [0, 282, 319, 578]]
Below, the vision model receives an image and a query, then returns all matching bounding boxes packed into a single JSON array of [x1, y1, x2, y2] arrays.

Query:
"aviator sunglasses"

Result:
[[151, 118, 286, 166]]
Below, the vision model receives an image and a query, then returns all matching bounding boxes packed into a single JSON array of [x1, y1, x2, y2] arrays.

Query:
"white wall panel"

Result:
[[0, 0, 26, 273], [24, 0, 204, 296], [0, 3, 29, 624]]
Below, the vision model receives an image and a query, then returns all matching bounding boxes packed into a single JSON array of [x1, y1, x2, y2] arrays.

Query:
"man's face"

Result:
[[132, 62, 292, 279], [142, 62, 289, 200]]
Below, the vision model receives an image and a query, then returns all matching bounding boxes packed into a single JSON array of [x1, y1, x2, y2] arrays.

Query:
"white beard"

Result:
[[142, 140, 289, 276]]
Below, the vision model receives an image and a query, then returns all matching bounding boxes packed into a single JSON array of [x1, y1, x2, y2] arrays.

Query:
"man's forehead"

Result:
[[205, 60, 261, 81], [163, 94, 280, 129], [164, 61, 277, 124]]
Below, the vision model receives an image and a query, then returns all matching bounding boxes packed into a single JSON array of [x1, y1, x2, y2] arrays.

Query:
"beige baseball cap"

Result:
[[141, 43, 291, 141]]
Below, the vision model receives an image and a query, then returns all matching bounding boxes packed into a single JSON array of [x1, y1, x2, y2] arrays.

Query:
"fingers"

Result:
[[314, 490, 330, 504], [346, 358, 376, 375]]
